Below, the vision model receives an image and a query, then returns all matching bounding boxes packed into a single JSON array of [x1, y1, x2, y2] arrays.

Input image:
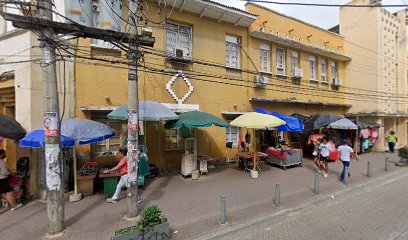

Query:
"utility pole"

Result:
[[38, 0, 64, 235], [126, 0, 140, 218]]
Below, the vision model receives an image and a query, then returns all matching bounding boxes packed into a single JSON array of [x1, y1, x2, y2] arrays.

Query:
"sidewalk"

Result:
[[0, 152, 402, 240]]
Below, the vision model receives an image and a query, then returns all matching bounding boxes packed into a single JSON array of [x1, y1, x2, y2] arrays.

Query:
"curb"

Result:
[[192, 168, 408, 240]]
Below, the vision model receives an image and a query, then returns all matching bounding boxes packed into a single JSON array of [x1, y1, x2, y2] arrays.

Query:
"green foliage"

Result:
[[136, 205, 168, 232], [114, 205, 167, 236], [398, 147, 408, 159]]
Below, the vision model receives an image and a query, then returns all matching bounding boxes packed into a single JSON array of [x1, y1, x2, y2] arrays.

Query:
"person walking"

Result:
[[386, 131, 398, 153], [0, 149, 22, 211], [337, 139, 358, 181], [319, 137, 332, 178]]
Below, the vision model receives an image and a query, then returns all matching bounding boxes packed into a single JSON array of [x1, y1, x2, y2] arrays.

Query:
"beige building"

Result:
[[0, 4, 75, 196], [338, 0, 408, 150]]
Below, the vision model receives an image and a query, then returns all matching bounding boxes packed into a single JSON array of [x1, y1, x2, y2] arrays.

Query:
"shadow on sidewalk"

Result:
[[66, 197, 105, 227], [0, 205, 45, 232]]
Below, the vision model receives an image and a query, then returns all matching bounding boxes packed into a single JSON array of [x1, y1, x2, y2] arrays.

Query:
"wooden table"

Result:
[[236, 152, 264, 172]]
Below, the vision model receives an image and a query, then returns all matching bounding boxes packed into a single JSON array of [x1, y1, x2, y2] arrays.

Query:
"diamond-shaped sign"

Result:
[[166, 71, 194, 104]]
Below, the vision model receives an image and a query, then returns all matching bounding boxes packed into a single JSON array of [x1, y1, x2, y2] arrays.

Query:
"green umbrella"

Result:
[[165, 111, 229, 129]]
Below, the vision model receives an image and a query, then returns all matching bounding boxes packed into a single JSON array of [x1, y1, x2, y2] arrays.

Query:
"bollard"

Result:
[[385, 157, 389, 171], [367, 161, 372, 177], [314, 173, 320, 194], [274, 183, 280, 207], [220, 195, 227, 224], [343, 166, 349, 185]]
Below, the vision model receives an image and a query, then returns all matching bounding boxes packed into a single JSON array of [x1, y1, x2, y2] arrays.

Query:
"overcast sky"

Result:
[[212, 0, 407, 29]]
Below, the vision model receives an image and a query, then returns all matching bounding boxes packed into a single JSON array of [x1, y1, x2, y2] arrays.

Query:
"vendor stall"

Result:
[[254, 109, 304, 170], [230, 112, 286, 178], [357, 122, 381, 153], [165, 111, 228, 178]]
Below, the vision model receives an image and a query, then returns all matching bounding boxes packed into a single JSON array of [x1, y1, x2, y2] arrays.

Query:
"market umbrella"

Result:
[[0, 114, 26, 141], [357, 121, 382, 129], [107, 101, 179, 121], [304, 114, 344, 132], [230, 112, 286, 176], [327, 118, 358, 130], [60, 118, 115, 201], [19, 129, 76, 148], [165, 111, 229, 129], [254, 108, 303, 133]]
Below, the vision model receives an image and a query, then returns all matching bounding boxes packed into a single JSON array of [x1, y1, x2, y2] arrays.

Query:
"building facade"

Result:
[[71, 0, 351, 169], [339, 0, 408, 150]]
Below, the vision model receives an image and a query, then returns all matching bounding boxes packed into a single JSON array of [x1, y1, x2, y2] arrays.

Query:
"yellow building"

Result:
[[73, 0, 352, 169]]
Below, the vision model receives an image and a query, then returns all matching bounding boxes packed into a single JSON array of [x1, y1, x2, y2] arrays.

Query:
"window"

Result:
[[320, 59, 327, 82], [276, 48, 286, 75], [309, 56, 316, 80], [226, 126, 239, 146], [166, 23, 192, 59], [92, 118, 123, 155], [260, 43, 270, 73], [165, 129, 182, 150], [331, 62, 338, 82], [226, 35, 240, 69], [290, 51, 299, 76]]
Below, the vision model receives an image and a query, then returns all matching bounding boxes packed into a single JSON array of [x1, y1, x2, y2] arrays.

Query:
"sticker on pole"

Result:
[[44, 112, 59, 137], [128, 110, 139, 131], [45, 144, 61, 191]]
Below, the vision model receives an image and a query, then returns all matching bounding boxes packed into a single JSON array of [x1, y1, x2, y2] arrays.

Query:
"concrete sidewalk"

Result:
[[0, 152, 402, 240]]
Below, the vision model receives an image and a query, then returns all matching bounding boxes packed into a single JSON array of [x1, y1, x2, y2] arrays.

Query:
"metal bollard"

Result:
[[220, 195, 227, 224], [385, 157, 389, 171], [314, 173, 320, 194], [367, 161, 372, 177], [274, 183, 280, 207], [343, 166, 349, 185]]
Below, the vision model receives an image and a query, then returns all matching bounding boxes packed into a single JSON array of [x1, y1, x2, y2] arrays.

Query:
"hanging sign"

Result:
[[128, 110, 139, 130], [44, 112, 59, 137]]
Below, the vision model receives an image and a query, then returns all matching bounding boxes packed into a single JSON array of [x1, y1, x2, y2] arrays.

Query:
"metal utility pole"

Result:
[[126, 0, 140, 218], [38, 0, 64, 235]]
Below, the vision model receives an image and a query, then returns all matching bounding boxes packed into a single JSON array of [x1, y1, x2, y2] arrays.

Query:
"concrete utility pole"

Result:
[[126, 0, 140, 218], [38, 0, 64, 235]]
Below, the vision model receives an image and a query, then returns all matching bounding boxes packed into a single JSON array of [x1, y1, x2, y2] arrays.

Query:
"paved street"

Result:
[[209, 169, 408, 240], [0, 152, 404, 240]]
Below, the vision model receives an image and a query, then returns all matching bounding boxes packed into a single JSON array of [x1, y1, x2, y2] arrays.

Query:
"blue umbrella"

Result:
[[254, 108, 303, 133], [19, 129, 75, 148]]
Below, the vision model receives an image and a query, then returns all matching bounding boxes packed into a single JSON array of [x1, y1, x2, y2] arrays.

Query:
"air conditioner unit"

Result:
[[175, 47, 190, 59], [293, 68, 303, 78], [254, 75, 268, 87], [333, 78, 342, 86]]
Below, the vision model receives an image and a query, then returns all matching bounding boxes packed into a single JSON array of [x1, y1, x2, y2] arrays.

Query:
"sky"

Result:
[[212, 0, 407, 29]]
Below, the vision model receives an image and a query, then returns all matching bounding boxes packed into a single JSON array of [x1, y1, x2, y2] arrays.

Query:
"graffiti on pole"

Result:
[[128, 110, 139, 131], [45, 144, 61, 191]]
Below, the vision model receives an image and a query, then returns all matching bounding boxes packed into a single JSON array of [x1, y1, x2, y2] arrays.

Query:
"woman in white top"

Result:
[[318, 137, 333, 178], [0, 149, 22, 211]]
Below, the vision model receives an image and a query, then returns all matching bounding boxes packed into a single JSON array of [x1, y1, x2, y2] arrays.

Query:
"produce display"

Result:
[[197, 154, 212, 162], [77, 162, 99, 177]]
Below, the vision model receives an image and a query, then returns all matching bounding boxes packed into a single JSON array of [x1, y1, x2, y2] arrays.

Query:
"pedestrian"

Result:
[[312, 138, 322, 171], [319, 137, 332, 178], [386, 130, 398, 153], [0, 149, 22, 211], [238, 141, 249, 170], [337, 139, 358, 181]]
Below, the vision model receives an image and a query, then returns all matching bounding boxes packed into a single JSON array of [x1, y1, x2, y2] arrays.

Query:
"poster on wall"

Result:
[[45, 144, 61, 191], [44, 112, 59, 137], [128, 110, 139, 131]]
